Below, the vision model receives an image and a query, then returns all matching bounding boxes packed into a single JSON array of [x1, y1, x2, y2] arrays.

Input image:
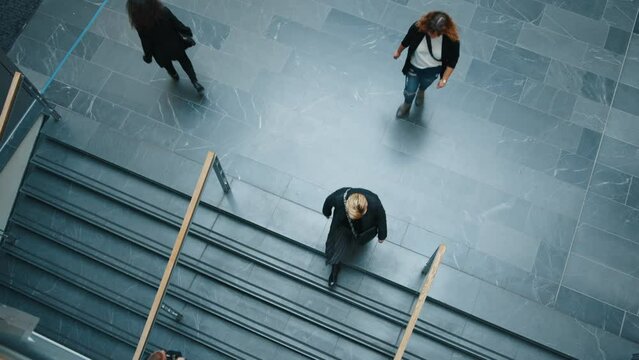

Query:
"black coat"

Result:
[[135, 6, 192, 67], [322, 187, 388, 241], [400, 23, 460, 77]]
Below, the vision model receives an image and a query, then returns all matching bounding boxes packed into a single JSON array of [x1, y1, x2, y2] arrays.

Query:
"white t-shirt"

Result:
[[410, 35, 443, 69]]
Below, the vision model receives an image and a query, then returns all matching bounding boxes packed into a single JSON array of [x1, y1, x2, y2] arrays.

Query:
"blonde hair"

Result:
[[346, 193, 368, 220]]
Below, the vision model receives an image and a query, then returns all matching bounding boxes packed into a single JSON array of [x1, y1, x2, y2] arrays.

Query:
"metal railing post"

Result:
[[212, 152, 230, 193]]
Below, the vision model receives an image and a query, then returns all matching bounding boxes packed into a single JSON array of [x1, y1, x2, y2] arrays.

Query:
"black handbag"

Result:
[[343, 188, 378, 245], [181, 34, 196, 48]]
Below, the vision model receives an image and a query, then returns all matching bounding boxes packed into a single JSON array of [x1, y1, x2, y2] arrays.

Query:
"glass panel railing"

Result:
[[0, 51, 59, 171]]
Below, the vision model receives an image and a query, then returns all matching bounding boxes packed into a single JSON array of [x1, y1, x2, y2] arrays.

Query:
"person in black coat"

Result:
[[127, 0, 204, 94], [322, 187, 387, 287], [393, 11, 460, 117]]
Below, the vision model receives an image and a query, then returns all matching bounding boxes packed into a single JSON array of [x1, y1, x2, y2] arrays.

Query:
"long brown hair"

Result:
[[416, 11, 459, 42], [127, 0, 164, 30]]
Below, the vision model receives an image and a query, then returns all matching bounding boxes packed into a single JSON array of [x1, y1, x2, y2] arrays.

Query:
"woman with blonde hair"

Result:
[[322, 187, 387, 287], [393, 11, 460, 117]]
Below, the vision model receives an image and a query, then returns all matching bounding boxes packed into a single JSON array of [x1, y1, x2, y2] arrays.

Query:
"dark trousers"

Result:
[[164, 54, 198, 82]]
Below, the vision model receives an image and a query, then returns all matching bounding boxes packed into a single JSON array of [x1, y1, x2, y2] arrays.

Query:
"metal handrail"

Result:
[[132, 151, 215, 360], [394, 244, 447, 360], [0, 72, 23, 141]]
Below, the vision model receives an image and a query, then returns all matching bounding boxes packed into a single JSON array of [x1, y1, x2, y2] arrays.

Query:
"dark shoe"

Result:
[[396, 102, 411, 118], [328, 264, 340, 287], [168, 71, 179, 81], [415, 90, 425, 106], [328, 271, 337, 287], [192, 81, 205, 95]]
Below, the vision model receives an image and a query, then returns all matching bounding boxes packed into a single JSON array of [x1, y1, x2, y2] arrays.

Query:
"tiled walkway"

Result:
[[8, 0, 639, 346]]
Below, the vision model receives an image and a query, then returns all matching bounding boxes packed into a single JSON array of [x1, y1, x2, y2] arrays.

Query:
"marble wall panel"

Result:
[[549, 151, 594, 189], [38, 0, 100, 29], [56, 54, 112, 94], [576, 128, 602, 160], [98, 72, 162, 114], [407, 0, 478, 26], [90, 39, 157, 82], [620, 34, 639, 88], [621, 312, 639, 343], [315, 0, 389, 23], [554, 286, 624, 335], [321, 8, 404, 54], [535, 0, 607, 20], [589, 163, 633, 202], [465, 59, 526, 100], [628, 177, 639, 208], [470, 6, 523, 43], [563, 253, 639, 313], [605, 27, 632, 54], [579, 45, 624, 80], [459, 26, 497, 61], [90, 8, 141, 50], [170, 7, 230, 49], [580, 191, 639, 243], [569, 96, 609, 132], [261, 0, 332, 31], [603, 0, 639, 32], [9, 36, 66, 77], [203, 0, 273, 34], [495, 128, 561, 172], [489, 97, 582, 152], [517, 23, 588, 66], [606, 108, 639, 148], [490, 41, 551, 80], [546, 60, 616, 105], [539, 5, 609, 47], [519, 80, 576, 120], [378, 1, 422, 33], [573, 223, 639, 277], [482, 0, 545, 24], [598, 135, 639, 177]]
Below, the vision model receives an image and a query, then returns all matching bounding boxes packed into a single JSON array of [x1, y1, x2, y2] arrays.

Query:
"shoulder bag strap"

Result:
[[425, 35, 442, 62]]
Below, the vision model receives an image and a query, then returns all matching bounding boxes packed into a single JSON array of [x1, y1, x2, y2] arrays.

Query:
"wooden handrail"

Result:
[[132, 151, 215, 360], [394, 244, 447, 360], [0, 72, 23, 141]]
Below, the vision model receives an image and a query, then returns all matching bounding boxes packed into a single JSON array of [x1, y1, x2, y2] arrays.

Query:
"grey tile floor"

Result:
[[7, 0, 639, 346]]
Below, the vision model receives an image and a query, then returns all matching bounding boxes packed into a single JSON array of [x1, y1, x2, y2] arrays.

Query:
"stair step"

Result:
[[2, 222, 310, 360], [14, 169, 408, 359], [14, 113, 589, 359], [0, 283, 133, 360], [23, 138, 520, 359]]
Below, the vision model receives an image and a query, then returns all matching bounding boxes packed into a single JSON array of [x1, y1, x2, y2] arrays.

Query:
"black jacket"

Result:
[[401, 23, 460, 77], [135, 7, 192, 67], [322, 187, 387, 241]]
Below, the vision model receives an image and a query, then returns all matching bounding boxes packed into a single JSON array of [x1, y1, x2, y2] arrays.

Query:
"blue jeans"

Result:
[[403, 65, 442, 104]]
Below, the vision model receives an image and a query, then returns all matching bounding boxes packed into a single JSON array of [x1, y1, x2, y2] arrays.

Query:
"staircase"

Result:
[[0, 110, 573, 359]]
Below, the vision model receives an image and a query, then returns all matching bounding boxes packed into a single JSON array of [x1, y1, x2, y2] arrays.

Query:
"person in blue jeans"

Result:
[[393, 11, 460, 117]]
